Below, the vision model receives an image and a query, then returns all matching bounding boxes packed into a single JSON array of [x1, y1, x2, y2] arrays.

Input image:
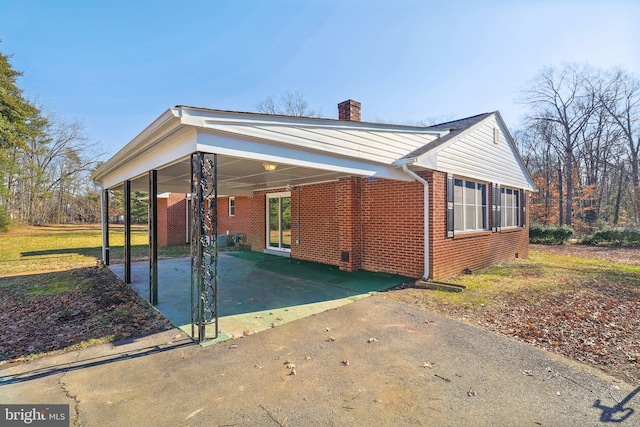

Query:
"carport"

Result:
[[90, 105, 431, 343], [109, 253, 408, 343]]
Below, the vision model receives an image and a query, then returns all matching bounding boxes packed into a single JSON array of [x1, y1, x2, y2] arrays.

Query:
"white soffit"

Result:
[[195, 131, 413, 182]]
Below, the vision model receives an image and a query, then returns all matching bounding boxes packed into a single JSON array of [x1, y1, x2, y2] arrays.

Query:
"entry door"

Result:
[[267, 192, 291, 252]]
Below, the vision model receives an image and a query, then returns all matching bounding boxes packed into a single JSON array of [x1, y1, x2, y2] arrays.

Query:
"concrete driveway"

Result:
[[1, 294, 637, 426]]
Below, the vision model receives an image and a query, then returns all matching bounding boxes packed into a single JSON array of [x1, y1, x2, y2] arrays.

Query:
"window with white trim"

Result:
[[453, 178, 488, 232], [229, 197, 235, 217], [501, 188, 520, 228]]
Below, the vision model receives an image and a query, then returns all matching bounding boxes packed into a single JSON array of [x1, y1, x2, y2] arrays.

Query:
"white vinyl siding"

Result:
[[199, 114, 441, 165], [454, 178, 488, 232], [423, 115, 534, 190], [501, 188, 520, 228]]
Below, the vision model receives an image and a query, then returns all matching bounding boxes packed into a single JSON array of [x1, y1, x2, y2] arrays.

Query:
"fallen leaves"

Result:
[[0, 266, 172, 361], [481, 288, 640, 383], [389, 245, 640, 385]]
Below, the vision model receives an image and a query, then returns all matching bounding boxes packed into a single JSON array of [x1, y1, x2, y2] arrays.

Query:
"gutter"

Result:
[[399, 159, 429, 279]]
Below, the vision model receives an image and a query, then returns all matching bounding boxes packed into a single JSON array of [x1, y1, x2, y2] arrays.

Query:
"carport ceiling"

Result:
[[116, 154, 355, 195]]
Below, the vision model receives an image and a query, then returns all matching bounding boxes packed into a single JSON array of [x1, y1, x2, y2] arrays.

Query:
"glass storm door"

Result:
[[267, 192, 291, 251]]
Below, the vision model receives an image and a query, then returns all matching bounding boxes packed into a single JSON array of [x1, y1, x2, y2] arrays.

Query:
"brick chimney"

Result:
[[338, 99, 361, 121]]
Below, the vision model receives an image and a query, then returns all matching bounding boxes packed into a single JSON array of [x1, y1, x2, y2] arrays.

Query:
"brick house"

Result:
[[92, 100, 535, 281]]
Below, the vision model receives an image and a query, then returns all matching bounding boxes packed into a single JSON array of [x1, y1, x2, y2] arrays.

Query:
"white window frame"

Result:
[[228, 197, 235, 217], [453, 178, 488, 232], [501, 187, 520, 228], [265, 191, 292, 255]]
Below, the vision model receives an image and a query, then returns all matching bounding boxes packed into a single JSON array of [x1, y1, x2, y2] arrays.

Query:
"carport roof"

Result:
[[90, 105, 474, 194]]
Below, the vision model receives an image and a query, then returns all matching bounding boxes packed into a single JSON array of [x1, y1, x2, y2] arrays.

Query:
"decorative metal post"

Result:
[[101, 188, 110, 265], [149, 170, 158, 306], [190, 152, 218, 342], [124, 180, 131, 283]]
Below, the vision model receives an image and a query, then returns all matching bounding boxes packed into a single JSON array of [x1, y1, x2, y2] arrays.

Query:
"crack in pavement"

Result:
[[57, 352, 81, 426]]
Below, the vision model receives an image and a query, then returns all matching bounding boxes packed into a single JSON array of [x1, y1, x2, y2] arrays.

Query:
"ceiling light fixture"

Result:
[[263, 163, 277, 171]]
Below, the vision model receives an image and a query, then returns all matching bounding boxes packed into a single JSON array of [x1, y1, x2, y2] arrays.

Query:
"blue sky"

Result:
[[1, 0, 638, 158]]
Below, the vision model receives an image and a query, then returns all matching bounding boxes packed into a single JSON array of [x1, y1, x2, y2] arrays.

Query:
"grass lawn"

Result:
[[388, 244, 640, 385], [3, 223, 640, 386], [0, 224, 180, 362], [0, 224, 190, 276]]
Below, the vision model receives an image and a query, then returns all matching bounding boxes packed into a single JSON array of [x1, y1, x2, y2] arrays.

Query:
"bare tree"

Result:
[[600, 69, 640, 226], [520, 64, 601, 226], [8, 108, 102, 224], [255, 90, 323, 118]]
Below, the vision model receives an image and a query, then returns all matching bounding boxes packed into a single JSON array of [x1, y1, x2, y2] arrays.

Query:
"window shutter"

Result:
[[495, 184, 501, 232], [521, 190, 527, 227], [446, 174, 454, 237], [492, 184, 498, 232]]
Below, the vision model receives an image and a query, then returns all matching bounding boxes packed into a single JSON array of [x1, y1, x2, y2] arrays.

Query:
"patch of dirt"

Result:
[[0, 266, 172, 362], [387, 245, 640, 385]]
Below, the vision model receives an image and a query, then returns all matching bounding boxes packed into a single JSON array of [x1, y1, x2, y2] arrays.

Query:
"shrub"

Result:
[[581, 228, 640, 247], [529, 224, 574, 244]]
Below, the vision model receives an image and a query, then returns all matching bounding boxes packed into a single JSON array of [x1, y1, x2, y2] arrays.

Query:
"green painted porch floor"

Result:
[[226, 251, 407, 294], [110, 253, 409, 346]]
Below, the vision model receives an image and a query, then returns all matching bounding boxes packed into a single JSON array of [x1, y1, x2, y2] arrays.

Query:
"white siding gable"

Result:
[[415, 114, 534, 190]]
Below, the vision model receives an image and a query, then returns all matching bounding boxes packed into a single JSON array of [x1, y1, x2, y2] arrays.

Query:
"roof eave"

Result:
[[91, 108, 183, 183]]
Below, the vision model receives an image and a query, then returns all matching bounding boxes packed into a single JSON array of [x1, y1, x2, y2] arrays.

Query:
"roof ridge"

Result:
[[427, 112, 494, 129]]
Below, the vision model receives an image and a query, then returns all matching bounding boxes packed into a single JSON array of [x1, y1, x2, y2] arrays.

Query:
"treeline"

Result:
[[517, 63, 640, 232], [2, 46, 639, 235], [0, 48, 101, 230]]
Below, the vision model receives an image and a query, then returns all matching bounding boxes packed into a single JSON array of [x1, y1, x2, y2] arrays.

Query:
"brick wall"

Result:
[[245, 171, 529, 280], [166, 193, 188, 246], [292, 183, 339, 266], [428, 170, 529, 280], [157, 198, 168, 247], [218, 196, 252, 245], [337, 177, 362, 271], [251, 193, 267, 252], [359, 177, 425, 278]]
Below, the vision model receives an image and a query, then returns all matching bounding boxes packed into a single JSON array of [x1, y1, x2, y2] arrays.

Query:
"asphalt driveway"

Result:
[[1, 294, 637, 426]]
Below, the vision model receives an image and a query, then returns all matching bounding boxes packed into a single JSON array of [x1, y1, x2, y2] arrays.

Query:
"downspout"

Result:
[[401, 161, 429, 279]]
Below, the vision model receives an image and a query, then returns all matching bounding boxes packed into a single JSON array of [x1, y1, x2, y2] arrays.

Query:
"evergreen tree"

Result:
[[0, 45, 44, 230]]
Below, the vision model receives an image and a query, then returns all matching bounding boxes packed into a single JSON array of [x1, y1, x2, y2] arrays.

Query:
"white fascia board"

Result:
[[92, 108, 183, 182], [196, 130, 413, 182], [414, 153, 438, 170], [100, 129, 198, 189]]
